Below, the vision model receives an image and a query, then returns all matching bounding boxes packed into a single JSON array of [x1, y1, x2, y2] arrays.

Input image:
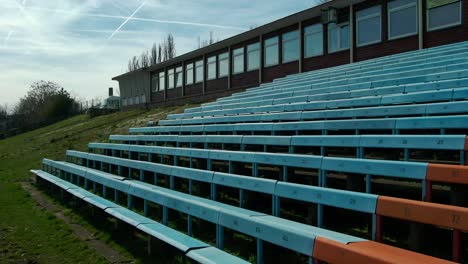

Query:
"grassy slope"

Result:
[[0, 106, 189, 263]]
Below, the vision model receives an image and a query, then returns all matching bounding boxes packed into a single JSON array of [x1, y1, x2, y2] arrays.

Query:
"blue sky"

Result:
[[0, 0, 321, 107]]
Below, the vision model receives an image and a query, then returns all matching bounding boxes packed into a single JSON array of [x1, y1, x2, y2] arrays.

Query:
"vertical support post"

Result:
[[187, 215, 193, 236], [114, 189, 119, 203], [317, 204, 323, 227], [256, 239, 263, 264], [299, 21, 304, 73], [259, 34, 264, 84], [127, 194, 133, 210], [375, 215, 382, 242], [425, 180, 432, 202], [216, 225, 224, 249], [372, 214, 377, 240], [349, 4, 354, 63], [140, 170, 144, 182], [418, 0, 423, 50], [366, 175, 372, 193], [163, 206, 168, 225]]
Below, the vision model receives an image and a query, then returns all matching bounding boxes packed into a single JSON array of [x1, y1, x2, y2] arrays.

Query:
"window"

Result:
[[282, 30, 299, 63], [175, 66, 182, 88], [264, 36, 279, 67], [388, 0, 418, 40], [195, 60, 204, 83], [427, 0, 462, 31], [185, 63, 194, 85], [207, 56, 217, 80], [328, 22, 350, 53], [218, 52, 229, 77], [233, 47, 244, 74], [304, 24, 323, 58], [158, 72, 165, 91], [247, 43, 260, 71], [167, 68, 174, 89], [151, 74, 159, 92], [356, 5, 382, 47]]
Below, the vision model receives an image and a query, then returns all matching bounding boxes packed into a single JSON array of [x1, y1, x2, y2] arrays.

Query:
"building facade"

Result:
[[114, 0, 467, 108]]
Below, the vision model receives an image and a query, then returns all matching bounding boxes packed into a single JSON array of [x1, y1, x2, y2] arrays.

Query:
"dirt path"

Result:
[[21, 182, 132, 264]]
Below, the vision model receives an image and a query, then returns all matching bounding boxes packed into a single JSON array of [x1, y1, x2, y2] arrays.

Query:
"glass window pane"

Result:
[[233, 47, 244, 74], [264, 37, 279, 67], [357, 16, 381, 45], [428, 1, 462, 30], [218, 52, 229, 77], [186, 63, 194, 85], [283, 39, 299, 63], [282, 30, 299, 63], [159, 72, 165, 91], [389, 4, 417, 39], [265, 36, 278, 46], [356, 6, 381, 46], [152, 75, 159, 92], [195, 60, 204, 83], [340, 25, 350, 49], [175, 67, 182, 87], [168, 69, 174, 89], [247, 43, 260, 71], [328, 24, 339, 52], [207, 56, 216, 80], [304, 24, 323, 58]]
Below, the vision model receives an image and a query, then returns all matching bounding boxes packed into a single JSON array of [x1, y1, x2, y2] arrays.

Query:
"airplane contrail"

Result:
[[108, 1, 146, 40], [10, 5, 247, 31], [3, 30, 14, 46]]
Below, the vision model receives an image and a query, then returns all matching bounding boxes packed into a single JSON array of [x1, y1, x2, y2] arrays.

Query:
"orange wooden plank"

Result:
[[376, 196, 468, 231], [427, 163, 468, 185], [313, 237, 455, 264]]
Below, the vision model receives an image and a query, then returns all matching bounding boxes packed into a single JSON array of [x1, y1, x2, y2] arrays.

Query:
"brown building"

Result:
[[113, 0, 466, 108]]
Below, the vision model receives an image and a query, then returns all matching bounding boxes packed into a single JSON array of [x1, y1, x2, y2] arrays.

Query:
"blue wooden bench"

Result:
[[32, 169, 249, 264]]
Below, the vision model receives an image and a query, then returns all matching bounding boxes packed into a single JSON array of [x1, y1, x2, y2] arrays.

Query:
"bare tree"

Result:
[[126, 33, 177, 72], [141, 51, 150, 68], [198, 31, 216, 48], [131, 56, 140, 70], [158, 44, 162, 63], [0, 104, 7, 119], [150, 43, 158, 65]]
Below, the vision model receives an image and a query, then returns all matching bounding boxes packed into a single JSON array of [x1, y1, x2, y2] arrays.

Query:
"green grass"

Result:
[[0, 105, 190, 263]]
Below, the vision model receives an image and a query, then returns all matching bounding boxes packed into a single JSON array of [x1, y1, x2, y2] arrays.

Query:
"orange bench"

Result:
[[376, 196, 468, 262], [313, 237, 455, 264]]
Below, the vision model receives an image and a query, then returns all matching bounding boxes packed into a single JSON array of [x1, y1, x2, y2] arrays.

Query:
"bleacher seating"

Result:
[[33, 41, 468, 263]]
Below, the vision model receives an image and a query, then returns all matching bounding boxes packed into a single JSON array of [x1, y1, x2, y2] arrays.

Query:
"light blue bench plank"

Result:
[[359, 135, 466, 150], [275, 182, 378, 213], [322, 157, 428, 180], [254, 153, 322, 168], [105, 207, 155, 227], [291, 136, 360, 147], [396, 115, 468, 130], [241, 136, 290, 146], [213, 172, 276, 194]]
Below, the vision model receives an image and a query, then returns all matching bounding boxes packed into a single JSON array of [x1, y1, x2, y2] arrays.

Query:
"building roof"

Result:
[[113, 0, 365, 81]]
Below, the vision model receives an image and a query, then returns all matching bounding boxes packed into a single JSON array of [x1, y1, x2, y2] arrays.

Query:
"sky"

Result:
[[0, 0, 321, 108]]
